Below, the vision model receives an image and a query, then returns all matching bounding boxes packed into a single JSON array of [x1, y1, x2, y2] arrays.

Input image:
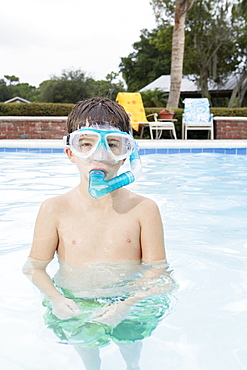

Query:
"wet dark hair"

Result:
[[67, 97, 130, 134]]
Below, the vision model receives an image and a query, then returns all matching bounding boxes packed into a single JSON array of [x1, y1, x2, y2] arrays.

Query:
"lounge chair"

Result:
[[116, 92, 177, 139], [182, 98, 214, 139]]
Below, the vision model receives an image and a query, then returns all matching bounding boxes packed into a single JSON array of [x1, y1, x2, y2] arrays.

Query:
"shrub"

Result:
[[0, 103, 74, 116]]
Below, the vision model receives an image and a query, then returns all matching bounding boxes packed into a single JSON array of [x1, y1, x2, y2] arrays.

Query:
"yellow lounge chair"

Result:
[[116, 92, 177, 139]]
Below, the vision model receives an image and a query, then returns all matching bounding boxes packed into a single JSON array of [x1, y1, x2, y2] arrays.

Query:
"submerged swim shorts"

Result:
[[43, 288, 170, 348]]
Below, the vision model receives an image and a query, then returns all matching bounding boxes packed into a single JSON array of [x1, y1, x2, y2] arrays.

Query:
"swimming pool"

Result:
[[1, 151, 247, 369]]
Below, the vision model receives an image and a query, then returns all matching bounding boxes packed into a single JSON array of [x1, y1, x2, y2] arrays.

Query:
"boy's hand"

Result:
[[51, 296, 81, 320], [91, 299, 133, 327]]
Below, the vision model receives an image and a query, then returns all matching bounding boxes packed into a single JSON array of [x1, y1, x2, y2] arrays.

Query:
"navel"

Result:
[[72, 240, 76, 245]]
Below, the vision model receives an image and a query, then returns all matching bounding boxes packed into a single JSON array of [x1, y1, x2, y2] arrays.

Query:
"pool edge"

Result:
[[1, 139, 247, 149]]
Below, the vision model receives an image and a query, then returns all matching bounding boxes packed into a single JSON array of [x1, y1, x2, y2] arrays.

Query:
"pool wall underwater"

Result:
[[1, 139, 247, 155]]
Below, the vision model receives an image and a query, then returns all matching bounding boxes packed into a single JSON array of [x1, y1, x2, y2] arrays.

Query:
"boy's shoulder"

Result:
[[40, 189, 75, 211], [122, 189, 159, 211], [40, 188, 159, 213], [122, 190, 162, 227]]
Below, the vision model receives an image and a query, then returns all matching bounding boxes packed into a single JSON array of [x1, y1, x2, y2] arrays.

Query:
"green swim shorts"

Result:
[[43, 289, 170, 348]]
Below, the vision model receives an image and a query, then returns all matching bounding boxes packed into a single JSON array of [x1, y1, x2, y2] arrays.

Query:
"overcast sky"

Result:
[[1, 0, 157, 87]]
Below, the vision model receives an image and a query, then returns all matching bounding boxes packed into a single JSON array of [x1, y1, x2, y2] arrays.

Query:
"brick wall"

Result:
[[214, 117, 247, 139], [1, 116, 247, 140], [0, 117, 67, 139]]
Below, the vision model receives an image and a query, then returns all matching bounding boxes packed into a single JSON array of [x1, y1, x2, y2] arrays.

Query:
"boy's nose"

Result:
[[92, 145, 107, 161], [91, 145, 116, 165], [92, 144, 117, 166]]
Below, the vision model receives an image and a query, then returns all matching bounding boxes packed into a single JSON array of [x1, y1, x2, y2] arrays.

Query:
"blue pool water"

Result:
[[0, 152, 247, 369]]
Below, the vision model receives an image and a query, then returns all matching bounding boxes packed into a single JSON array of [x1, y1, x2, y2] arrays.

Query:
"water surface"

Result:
[[0, 152, 247, 369]]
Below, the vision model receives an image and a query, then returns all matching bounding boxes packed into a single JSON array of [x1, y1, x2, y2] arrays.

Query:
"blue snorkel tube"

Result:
[[88, 145, 142, 199]]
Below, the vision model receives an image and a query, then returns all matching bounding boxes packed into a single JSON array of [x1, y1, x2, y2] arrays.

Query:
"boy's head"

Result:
[[67, 97, 130, 134]]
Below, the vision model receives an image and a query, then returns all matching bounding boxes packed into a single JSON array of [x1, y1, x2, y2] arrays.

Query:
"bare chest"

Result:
[[56, 208, 141, 264]]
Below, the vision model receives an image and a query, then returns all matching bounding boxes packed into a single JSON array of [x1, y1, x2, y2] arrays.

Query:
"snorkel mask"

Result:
[[63, 123, 142, 198]]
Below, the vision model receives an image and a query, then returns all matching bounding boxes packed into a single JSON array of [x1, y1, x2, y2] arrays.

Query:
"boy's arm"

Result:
[[22, 257, 81, 319], [23, 199, 81, 319], [139, 198, 166, 262]]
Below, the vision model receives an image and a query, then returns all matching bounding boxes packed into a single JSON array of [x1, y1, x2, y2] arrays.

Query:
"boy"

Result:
[[23, 97, 168, 368]]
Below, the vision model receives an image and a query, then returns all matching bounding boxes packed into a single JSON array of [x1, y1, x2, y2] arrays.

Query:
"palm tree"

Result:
[[167, 0, 194, 108], [140, 88, 168, 107]]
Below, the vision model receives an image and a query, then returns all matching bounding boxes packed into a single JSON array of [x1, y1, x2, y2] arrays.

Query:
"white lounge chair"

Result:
[[182, 98, 214, 139]]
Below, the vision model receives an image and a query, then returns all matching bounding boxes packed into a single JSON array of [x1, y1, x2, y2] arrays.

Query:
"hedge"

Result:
[[1, 103, 247, 119], [0, 103, 74, 116]]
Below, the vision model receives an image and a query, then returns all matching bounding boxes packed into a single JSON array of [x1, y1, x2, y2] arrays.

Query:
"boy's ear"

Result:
[[64, 147, 76, 163]]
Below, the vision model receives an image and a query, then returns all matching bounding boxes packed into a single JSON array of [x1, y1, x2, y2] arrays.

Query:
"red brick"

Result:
[[40, 134, 52, 139], [6, 126, 17, 131]]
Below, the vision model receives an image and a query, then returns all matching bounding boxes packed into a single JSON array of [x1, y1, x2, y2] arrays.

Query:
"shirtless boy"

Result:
[[23, 97, 167, 368]]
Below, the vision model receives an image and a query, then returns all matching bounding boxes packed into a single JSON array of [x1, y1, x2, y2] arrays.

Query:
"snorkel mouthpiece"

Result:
[[89, 170, 135, 198], [88, 150, 142, 198]]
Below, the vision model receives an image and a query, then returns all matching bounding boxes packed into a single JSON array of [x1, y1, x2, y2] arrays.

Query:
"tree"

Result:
[[4, 75, 19, 85], [0, 69, 124, 104], [241, 0, 247, 13], [140, 88, 168, 107], [12, 83, 38, 102], [37, 69, 125, 103], [152, 0, 193, 108], [38, 69, 96, 103], [168, 0, 194, 107], [0, 77, 38, 102], [119, 27, 172, 91], [151, 0, 247, 107], [228, 0, 247, 107], [184, 1, 241, 99], [94, 73, 125, 100], [0, 79, 11, 102]]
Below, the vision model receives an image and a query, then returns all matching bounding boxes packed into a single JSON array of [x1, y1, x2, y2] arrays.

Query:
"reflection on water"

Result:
[[54, 257, 175, 297], [0, 153, 247, 369]]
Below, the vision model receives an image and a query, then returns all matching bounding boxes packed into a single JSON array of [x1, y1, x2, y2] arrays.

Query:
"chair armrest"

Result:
[[146, 113, 158, 121]]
